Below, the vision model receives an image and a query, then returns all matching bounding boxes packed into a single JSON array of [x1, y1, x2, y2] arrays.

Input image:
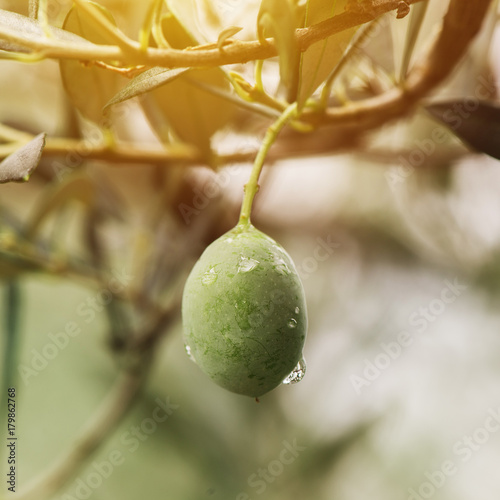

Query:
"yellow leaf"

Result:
[[165, 0, 210, 43], [59, 1, 123, 124], [257, 0, 303, 102], [150, 13, 234, 156], [217, 26, 243, 50], [298, 0, 358, 107]]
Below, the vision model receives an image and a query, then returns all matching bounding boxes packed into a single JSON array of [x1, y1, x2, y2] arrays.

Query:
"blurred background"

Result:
[[1, 0, 500, 499]]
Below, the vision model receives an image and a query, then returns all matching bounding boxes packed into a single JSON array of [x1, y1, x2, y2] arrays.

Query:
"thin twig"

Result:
[[16, 368, 148, 500], [14, 286, 182, 500], [0, 1, 490, 171], [310, 0, 493, 134], [0, 0, 423, 67]]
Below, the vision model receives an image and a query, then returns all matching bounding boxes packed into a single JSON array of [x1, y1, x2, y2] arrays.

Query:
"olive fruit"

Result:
[[182, 223, 307, 397]]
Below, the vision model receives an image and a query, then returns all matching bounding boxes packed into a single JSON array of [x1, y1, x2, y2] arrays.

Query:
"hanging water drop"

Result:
[[287, 318, 297, 329], [238, 256, 259, 273], [202, 267, 218, 285], [294, 306, 300, 314], [282, 357, 306, 385]]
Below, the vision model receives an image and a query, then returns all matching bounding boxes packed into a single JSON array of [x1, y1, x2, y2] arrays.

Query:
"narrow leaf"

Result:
[[0, 133, 46, 183], [217, 26, 242, 50], [59, 2, 123, 124], [165, 0, 211, 44], [149, 12, 235, 156], [426, 100, 500, 160], [72, 0, 134, 51], [257, 0, 302, 102], [298, 0, 358, 107], [0, 8, 94, 53], [398, 1, 429, 82], [104, 67, 190, 110]]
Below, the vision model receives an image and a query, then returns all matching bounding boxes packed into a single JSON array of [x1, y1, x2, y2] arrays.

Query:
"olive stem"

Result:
[[239, 102, 299, 225]]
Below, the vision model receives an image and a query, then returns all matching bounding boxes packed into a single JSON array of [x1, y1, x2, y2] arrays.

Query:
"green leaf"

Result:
[[257, 0, 303, 102], [0, 133, 46, 183], [104, 67, 190, 111], [298, 0, 357, 107], [59, 2, 123, 124], [0, 8, 95, 53], [426, 100, 500, 160]]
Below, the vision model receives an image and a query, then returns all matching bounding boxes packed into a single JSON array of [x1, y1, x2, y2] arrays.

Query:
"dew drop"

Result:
[[287, 318, 297, 329], [282, 357, 306, 385], [184, 344, 196, 363], [274, 258, 290, 275], [202, 268, 218, 285], [294, 306, 300, 314], [238, 256, 259, 273]]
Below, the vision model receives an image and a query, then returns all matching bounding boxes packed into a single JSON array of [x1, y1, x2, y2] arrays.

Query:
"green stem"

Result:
[[238, 102, 298, 225]]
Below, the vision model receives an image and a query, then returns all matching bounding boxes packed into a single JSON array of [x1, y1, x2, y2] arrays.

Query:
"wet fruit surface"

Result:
[[182, 223, 307, 397]]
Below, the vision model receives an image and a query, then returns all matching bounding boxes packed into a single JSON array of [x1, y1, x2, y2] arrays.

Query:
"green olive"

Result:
[[182, 223, 307, 397]]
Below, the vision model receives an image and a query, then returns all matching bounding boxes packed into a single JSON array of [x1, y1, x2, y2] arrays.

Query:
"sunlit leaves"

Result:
[[0, 9, 94, 53], [148, 12, 234, 156], [397, 1, 429, 82], [391, 1, 447, 82], [217, 26, 242, 49], [150, 68, 233, 156], [298, 0, 357, 107], [0, 133, 46, 183], [426, 100, 500, 160], [257, 0, 303, 102], [165, 0, 217, 43], [104, 67, 190, 110], [59, 2, 123, 124]]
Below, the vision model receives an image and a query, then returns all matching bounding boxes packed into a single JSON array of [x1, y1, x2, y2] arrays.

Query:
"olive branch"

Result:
[[0, 0, 491, 169]]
